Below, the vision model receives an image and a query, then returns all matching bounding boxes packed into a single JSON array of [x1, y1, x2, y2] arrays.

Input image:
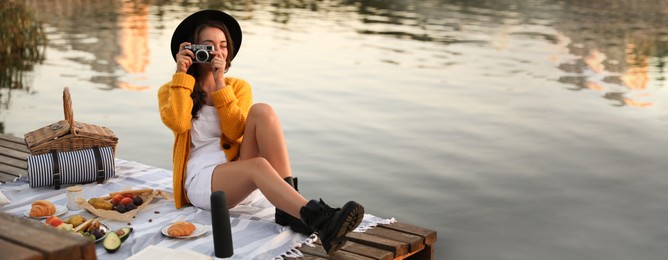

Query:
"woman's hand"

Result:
[[210, 50, 227, 88], [175, 42, 194, 73]]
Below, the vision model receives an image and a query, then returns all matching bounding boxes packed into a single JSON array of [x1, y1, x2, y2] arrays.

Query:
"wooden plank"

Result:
[[363, 227, 424, 254], [0, 154, 28, 170], [0, 133, 25, 144], [0, 134, 29, 183], [0, 145, 30, 161], [0, 163, 25, 177], [346, 232, 409, 257], [298, 243, 375, 260], [0, 136, 30, 153], [380, 222, 437, 246], [340, 240, 393, 260], [403, 244, 433, 260], [0, 239, 44, 260], [0, 212, 96, 260], [0, 172, 18, 183], [316, 239, 393, 260], [300, 254, 330, 260]]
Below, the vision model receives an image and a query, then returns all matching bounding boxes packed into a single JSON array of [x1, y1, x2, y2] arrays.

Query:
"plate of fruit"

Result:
[[77, 189, 160, 221], [82, 221, 110, 243], [44, 215, 110, 242]]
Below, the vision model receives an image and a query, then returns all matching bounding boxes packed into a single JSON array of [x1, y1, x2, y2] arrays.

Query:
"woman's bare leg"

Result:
[[211, 157, 307, 218], [238, 103, 292, 179]]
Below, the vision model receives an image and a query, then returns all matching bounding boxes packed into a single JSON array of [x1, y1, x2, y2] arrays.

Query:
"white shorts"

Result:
[[185, 162, 262, 210], [185, 164, 216, 211]]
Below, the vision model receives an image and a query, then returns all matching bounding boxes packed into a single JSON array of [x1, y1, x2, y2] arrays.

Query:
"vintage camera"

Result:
[[185, 45, 215, 63]]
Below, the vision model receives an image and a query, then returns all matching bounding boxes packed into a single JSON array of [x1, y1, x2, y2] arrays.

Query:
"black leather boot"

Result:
[[275, 177, 314, 235], [300, 199, 364, 254]]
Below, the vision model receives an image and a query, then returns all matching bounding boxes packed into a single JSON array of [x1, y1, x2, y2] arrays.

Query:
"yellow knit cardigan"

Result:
[[158, 72, 252, 209]]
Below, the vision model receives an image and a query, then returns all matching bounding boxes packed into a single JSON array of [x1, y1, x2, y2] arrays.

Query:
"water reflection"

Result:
[[347, 0, 668, 108], [115, 1, 151, 91], [22, 0, 155, 91], [554, 0, 668, 107], [23, 0, 121, 89], [0, 1, 46, 111], [11, 0, 668, 105]]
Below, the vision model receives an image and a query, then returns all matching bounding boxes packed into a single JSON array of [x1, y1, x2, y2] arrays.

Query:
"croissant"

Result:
[[30, 200, 56, 217], [168, 221, 196, 237]]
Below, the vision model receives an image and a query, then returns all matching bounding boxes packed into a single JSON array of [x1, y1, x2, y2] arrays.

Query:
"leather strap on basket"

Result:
[[51, 151, 61, 190], [63, 87, 77, 136], [92, 147, 105, 184]]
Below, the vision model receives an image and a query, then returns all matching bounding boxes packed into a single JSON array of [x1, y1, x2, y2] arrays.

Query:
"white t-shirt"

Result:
[[185, 105, 228, 188]]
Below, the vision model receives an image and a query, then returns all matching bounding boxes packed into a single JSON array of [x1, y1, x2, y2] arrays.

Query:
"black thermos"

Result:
[[211, 191, 233, 258]]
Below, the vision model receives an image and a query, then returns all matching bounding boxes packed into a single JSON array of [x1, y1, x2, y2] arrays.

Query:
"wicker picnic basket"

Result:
[[24, 87, 118, 156]]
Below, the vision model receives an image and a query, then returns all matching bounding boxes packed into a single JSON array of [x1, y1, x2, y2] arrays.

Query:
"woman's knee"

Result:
[[248, 157, 273, 174], [249, 103, 277, 123]]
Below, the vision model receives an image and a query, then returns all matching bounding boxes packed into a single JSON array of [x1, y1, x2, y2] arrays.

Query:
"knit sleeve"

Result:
[[158, 72, 196, 134], [210, 78, 253, 141]]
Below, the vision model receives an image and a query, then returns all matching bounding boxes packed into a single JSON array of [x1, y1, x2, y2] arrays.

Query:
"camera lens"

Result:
[[196, 50, 209, 62]]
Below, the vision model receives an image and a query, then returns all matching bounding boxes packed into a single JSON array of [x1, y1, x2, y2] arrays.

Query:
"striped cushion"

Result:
[[27, 147, 115, 188]]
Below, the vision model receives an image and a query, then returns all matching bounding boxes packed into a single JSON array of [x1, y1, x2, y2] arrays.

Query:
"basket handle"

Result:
[[63, 87, 77, 135]]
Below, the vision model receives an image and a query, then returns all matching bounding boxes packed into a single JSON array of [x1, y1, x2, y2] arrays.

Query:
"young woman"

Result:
[[158, 10, 364, 254]]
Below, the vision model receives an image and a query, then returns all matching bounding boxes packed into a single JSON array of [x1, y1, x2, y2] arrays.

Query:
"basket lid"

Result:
[[73, 121, 118, 141], [24, 120, 71, 149]]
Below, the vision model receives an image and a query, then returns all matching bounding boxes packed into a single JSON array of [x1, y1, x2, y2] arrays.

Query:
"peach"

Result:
[[120, 197, 133, 206], [111, 194, 124, 205]]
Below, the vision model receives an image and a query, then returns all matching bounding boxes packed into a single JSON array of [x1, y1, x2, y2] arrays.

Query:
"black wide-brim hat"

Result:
[[170, 9, 242, 61]]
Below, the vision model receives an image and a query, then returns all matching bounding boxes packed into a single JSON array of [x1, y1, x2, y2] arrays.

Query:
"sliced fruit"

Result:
[[117, 227, 133, 242], [103, 231, 121, 253], [81, 232, 96, 241], [45, 216, 58, 225], [73, 218, 94, 233], [46, 216, 63, 227], [56, 223, 73, 231]]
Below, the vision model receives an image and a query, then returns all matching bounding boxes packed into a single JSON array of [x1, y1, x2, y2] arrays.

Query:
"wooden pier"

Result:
[[0, 134, 29, 184], [0, 133, 437, 259]]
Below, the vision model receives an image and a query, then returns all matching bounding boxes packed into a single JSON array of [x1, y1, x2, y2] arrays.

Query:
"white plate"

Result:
[[24, 205, 68, 218], [161, 223, 207, 239]]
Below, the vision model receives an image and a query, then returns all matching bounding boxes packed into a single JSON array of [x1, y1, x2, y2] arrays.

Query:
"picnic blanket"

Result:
[[0, 159, 394, 259]]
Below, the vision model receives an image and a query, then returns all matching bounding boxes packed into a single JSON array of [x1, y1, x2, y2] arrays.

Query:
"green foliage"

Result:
[[0, 1, 47, 89]]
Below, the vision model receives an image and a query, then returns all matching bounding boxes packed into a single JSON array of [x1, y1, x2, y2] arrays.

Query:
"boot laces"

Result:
[[315, 199, 340, 216]]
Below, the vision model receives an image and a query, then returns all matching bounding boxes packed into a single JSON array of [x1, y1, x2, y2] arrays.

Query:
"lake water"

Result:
[[3, 0, 668, 259]]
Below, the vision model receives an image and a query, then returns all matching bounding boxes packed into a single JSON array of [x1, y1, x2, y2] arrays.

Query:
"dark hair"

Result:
[[188, 20, 236, 119]]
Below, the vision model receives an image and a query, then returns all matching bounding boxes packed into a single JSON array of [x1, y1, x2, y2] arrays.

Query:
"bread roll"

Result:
[[167, 221, 196, 237], [30, 200, 56, 217]]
